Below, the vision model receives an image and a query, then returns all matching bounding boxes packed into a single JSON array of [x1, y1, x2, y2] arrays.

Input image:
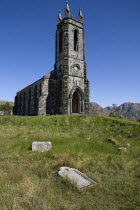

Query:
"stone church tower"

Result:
[[13, 2, 90, 116]]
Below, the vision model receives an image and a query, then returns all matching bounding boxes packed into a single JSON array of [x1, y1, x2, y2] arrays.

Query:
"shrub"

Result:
[[109, 112, 122, 118], [0, 102, 13, 115]]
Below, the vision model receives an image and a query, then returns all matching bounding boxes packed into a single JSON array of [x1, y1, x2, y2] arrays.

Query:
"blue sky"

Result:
[[0, 0, 140, 107]]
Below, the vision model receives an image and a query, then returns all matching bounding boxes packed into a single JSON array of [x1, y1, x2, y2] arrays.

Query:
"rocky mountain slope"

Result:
[[116, 102, 140, 119], [90, 102, 140, 119], [89, 102, 109, 116]]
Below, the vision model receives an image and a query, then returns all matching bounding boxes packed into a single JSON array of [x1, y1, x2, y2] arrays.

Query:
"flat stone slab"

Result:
[[58, 167, 96, 189], [32, 141, 52, 152], [117, 147, 127, 152]]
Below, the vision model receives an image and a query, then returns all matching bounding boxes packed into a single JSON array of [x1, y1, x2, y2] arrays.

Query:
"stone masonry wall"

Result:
[[14, 78, 43, 116], [38, 71, 57, 116]]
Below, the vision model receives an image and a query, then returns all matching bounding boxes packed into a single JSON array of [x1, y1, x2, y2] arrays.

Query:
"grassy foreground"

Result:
[[0, 115, 140, 210]]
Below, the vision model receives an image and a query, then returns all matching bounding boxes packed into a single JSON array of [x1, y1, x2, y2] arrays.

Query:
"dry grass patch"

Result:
[[0, 115, 140, 209]]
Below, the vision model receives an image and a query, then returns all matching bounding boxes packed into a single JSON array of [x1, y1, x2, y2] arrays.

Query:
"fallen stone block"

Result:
[[117, 147, 127, 152], [58, 167, 96, 189], [125, 143, 130, 148], [32, 141, 52, 152], [107, 137, 118, 145], [0, 111, 4, 116]]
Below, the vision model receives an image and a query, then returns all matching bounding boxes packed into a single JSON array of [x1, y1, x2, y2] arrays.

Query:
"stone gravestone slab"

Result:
[[117, 147, 127, 152], [58, 167, 96, 189], [32, 141, 52, 152], [0, 111, 4, 116]]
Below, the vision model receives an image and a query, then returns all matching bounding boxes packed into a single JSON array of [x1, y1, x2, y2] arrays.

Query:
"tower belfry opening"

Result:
[[59, 30, 63, 53], [13, 2, 90, 116], [74, 29, 78, 51]]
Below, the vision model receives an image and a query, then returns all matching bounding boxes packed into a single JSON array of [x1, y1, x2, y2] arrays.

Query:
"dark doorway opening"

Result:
[[72, 91, 80, 113]]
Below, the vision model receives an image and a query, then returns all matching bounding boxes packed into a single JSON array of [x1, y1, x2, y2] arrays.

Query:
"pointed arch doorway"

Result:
[[70, 87, 84, 114], [72, 91, 80, 113]]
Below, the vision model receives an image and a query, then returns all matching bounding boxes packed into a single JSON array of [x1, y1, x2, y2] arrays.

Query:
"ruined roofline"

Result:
[[16, 77, 43, 94], [57, 17, 83, 27], [16, 70, 55, 94], [57, 2, 83, 24]]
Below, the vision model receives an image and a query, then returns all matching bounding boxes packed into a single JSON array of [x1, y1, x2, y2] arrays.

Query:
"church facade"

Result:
[[13, 2, 90, 116]]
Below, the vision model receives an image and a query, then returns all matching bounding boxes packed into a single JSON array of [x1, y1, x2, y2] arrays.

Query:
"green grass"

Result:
[[0, 115, 140, 210]]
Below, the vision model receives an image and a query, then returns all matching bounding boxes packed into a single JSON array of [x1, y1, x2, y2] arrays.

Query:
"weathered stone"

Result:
[[107, 137, 118, 145], [117, 147, 127, 152], [13, 2, 90, 116], [125, 143, 130, 148], [58, 167, 96, 189], [0, 111, 4, 115], [89, 102, 109, 116], [32, 141, 52, 152]]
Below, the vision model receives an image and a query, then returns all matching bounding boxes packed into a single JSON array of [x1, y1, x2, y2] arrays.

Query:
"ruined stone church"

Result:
[[14, 2, 90, 116]]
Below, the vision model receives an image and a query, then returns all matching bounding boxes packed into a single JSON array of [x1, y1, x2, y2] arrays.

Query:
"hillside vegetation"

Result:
[[0, 100, 14, 106], [0, 115, 140, 209], [0, 101, 14, 115]]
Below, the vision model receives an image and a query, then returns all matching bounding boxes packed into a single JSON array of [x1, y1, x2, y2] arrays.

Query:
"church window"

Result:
[[28, 88, 31, 115], [23, 92, 26, 115], [39, 83, 42, 96], [34, 85, 38, 115], [74, 29, 78, 51], [59, 30, 63, 53], [59, 64, 62, 70], [59, 64, 63, 73], [74, 66, 78, 71], [19, 94, 21, 114], [73, 64, 80, 71]]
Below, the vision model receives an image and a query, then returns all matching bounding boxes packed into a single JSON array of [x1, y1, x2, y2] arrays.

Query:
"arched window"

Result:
[[74, 29, 78, 51], [19, 94, 21, 114], [39, 83, 42, 96], [28, 88, 31, 115], [23, 92, 26, 115], [34, 85, 38, 115], [59, 64, 63, 73], [59, 30, 63, 53], [59, 64, 62, 71]]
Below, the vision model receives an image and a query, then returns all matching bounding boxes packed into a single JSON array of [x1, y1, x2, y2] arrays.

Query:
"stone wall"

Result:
[[14, 78, 43, 116], [14, 71, 58, 116], [38, 71, 57, 116]]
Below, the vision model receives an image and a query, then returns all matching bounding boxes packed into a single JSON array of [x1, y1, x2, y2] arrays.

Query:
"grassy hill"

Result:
[[0, 115, 140, 209], [0, 100, 14, 106]]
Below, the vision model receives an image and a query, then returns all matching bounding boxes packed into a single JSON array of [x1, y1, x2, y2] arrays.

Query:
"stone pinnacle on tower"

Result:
[[57, 10, 62, 24], [65, 1, 70, 17], [78, 8, 83, 23]]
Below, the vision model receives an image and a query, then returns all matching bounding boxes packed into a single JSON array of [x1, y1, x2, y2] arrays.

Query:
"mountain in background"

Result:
[[115, 102, 140, 119], [90, 102, 140, 119], [89, 102, 109, 116]]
